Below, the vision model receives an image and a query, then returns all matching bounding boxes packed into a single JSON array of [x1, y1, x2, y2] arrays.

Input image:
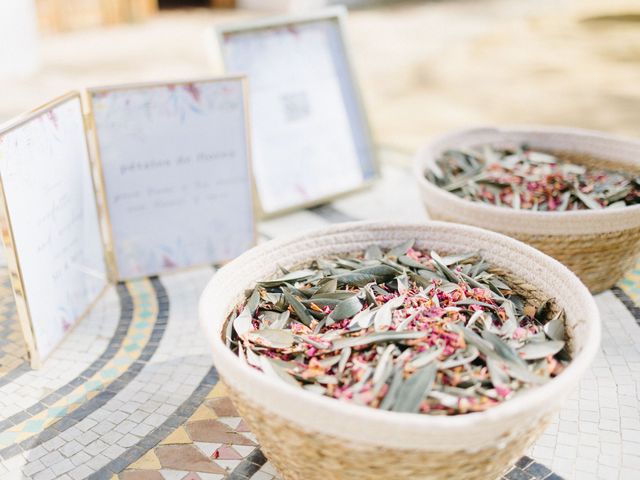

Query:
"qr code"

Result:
[[280, 92, 311, 122]]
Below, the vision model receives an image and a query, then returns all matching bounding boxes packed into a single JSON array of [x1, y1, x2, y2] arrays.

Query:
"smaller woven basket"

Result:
[[414, 126, 640, 293], [200, 221, 600, 480]]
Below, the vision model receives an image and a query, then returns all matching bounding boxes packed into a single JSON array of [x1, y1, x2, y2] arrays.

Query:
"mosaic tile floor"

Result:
[[0, 270, 27, 380], [0, 159, 639, 480]]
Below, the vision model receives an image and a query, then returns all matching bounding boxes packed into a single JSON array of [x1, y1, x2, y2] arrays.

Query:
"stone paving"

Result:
[[0, 160, 638, 479], [0, 271, 27, 379]]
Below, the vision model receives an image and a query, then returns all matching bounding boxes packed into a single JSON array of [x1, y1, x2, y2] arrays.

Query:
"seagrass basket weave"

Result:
[[415, 126, 640, 294], [200, 221, 600, 480]]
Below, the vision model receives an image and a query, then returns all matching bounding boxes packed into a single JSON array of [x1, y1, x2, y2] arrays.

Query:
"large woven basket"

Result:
[[200, 221, 600, 480], [415, 126, 640, 293]]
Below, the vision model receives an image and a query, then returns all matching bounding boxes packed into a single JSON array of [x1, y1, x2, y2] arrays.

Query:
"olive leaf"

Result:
[[333, 272, 377, 287], [330, 331, 426, 351], [392, 363, 437, 413], [398, 255, 425, 269], [388, 239, 415, 258], [258, 269, 315, 287], [543, 312, 565, 341], [337, 346, 351, 375], [246, 288, 261, 314], [260, 356, 299, 387], [430, 251, 459, 282], [365, 244, 383, 260], [233, 306, 253, 337], [282, 289, 314, 327], [316, 278, 338, 294], [374, 295, 405, 331], [409, 345, 443, 369], [247, 329, 294, 349], [517, 340, 565, 360], [329, 296, 363, 321], [348, 307, 375, 330], [481, 331, 528, 369]]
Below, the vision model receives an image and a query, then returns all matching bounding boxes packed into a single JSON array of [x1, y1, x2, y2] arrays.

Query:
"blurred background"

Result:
[[1, 0, 640, 152]]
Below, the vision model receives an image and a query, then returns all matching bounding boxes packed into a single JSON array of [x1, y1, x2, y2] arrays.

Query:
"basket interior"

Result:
[[503, 146, 640, 176], [223, 249, 575, 366], [427, 133, 640, 178]]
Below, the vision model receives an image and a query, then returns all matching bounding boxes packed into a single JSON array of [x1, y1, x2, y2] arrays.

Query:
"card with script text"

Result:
[[0, 93, 109, 366], [87, 78, 256, 280]]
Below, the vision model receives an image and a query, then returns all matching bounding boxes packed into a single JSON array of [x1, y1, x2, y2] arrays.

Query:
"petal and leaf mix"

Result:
[[226, 241, 570, 415], [425, 145, 640, 211]]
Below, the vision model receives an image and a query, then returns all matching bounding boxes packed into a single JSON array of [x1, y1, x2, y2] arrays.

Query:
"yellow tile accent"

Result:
[[207, 382, 228, 399], [619, 260, 640, 305], [160, 426, 191, 445], [129, 450, 161, 470], [189, 404, 217, 422], [0, 279, 159, 449]]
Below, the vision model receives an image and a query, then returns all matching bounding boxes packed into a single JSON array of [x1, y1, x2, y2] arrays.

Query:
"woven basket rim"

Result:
[[200, 220, 601, 450], [414, 125, 640, 235]]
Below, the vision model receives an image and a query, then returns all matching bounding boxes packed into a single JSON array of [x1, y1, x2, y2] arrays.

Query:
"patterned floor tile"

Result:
[[617, 264, 640, 306], [0, 285, 121, 417], [155, 445, 225, 473], [0, 268, 27, 376], [117, 382, 253, 479], [0, 279, 160, 451], [120, 471, 163, 480]]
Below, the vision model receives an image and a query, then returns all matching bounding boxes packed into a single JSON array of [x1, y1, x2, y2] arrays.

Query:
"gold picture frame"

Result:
[[0, 92, 110, 368], [0, 76, 258, 365], [84, 75, 258, 281], [215, 6, 380, 218]]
